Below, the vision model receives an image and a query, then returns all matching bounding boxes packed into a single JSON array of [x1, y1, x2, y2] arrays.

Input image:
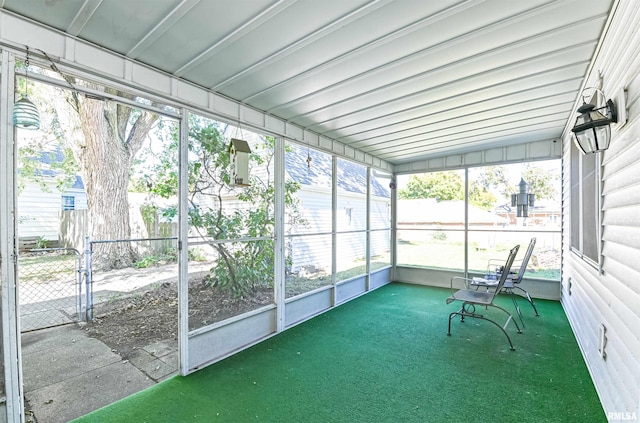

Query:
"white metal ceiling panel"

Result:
[[289, 47, 595, 130], [217, 0, 462, 100], [351, 102, 572, 150], [0, 0, 615, 166], [2, 0, 86, 32], [248, 0, 556, 111], [349, 94, 574, 143], [267, 16, 605, 121], [181, 0, 375, 88], [78, 0, 183, 54], [320, 79, 584, 141], [305, 62, 589, 135], [134, 0, 277, 74]]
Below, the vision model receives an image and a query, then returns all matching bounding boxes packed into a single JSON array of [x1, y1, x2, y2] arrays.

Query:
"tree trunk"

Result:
[[78, 98, 135, 268], [54, 83, 157, 270]]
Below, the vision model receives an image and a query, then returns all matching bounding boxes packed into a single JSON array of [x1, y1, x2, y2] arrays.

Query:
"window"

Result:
[[397, 161, 561, 280], [344, 207, 352, 226], [335, 158, 368, 282], [396, 169, 466, 270], [61, 195, 75, 210], [185, 114, 275, 328], [570, 139, 600, 265], [284, 143, 333, 297], [369, 169, 392, 270]]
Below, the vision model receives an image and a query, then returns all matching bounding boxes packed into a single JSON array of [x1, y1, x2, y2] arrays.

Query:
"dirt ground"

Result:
[[84, 278, 274, 360]]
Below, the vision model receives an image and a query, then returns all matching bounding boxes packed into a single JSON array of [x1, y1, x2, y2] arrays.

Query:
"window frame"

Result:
[[395, 161, 562, 280], [569, 138, 602, 271], [61, 195, 75, 211]]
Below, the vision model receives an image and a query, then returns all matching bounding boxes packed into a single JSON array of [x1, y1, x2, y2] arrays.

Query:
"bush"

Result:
[[432, 231, 447, 241]]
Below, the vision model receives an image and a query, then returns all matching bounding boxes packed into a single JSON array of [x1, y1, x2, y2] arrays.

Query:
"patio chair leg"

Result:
[[513, 286, 540, 316], [447, 311, 456, 335], [482, 316, 516, 350], [505, 289, 525, 328], [491, 303, 522, 334], [447, 304, 518, 350]]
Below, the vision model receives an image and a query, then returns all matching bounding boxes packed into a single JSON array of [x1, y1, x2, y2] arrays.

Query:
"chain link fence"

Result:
[[86, 236, 179, 320], [18, 248, 84, 332], [18, 236, 181, 332]]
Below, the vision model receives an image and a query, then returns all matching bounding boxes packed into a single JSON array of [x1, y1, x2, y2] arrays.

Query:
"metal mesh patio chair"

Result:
[[470, 238, 539, 326], [446, 244, 521, 350]]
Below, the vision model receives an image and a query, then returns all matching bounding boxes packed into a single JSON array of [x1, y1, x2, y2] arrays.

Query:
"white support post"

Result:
[[331, 156, 337, 306], [274, 137, 285, 332], [464, 168, 469, 279], [178, 108, 189, 375], [1, 49, 25, 423], [365, 168, 371, 291], [390, 175, 397, 282]]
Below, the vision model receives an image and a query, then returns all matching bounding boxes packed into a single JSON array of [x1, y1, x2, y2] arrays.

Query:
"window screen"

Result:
[[570, 138, 600, 265]]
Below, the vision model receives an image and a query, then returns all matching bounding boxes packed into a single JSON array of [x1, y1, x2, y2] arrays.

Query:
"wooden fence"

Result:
[[59, 209, 177, 253], [59, 209, 88, 251]]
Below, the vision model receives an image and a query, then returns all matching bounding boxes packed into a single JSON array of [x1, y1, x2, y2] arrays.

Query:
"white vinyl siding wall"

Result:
[[287, 189, 390, 272], [562, 0, 640, 417], [17, 182, 87, 242]]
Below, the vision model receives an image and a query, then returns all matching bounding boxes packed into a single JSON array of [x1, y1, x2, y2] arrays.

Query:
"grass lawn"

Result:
[[397, 238, 560, 280]]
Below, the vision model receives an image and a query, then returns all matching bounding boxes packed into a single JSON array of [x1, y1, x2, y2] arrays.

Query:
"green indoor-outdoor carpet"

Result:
[[72, 283, 605, 423]]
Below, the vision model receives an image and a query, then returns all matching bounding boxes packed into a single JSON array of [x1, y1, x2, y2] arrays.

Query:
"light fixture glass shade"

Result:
[[573, 122, 610, 154], [571, 101, 615, 154], [13, 95, 41, 130]]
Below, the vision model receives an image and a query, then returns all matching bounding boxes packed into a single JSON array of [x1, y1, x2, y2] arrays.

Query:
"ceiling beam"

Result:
[[127, 0, 201, 59], [173, 0, 297, 77], [394, 138, 561, 171], [266, 6, 605, 118], [67, 0, 102, 36], [242, 0, 484, 103], [211, 0, 393, 91]]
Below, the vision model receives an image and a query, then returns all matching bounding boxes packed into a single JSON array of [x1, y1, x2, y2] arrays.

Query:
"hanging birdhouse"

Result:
[[228, 138, 251, 187]]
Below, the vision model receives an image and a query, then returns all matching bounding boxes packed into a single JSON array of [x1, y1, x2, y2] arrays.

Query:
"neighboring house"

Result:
[[398, 199, 507, 228], [191, 142, 391, 274], [494, 199, 561, 227], [17, 147, 87, 249], [285, 145, 391, 274], [18, 140, 392, 270], [396, 199, 507, 247]]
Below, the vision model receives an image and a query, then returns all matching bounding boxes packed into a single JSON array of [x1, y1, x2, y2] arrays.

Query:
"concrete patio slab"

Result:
[[21, 324, 158, 423]]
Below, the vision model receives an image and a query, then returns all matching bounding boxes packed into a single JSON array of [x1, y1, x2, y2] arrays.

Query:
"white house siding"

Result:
[[562, 0, 640, 418], [293, 187, 333, 234], [370, 197, 391, 230], [17, 182, 87, 244], [336, 190, 367, 272], [17, 183, 60, 242], [287, 188, 390, 273]]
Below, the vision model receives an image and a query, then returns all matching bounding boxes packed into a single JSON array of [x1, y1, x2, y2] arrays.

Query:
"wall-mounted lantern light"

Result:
[[571, 88, 618, 155], [228, 138, 251, 187], [511, 178, 535, 218]]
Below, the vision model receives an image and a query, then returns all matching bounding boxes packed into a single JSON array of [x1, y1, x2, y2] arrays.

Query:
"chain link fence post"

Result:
[[75, 248, 83, 320], [85, 236, 93, 321], [18, 248, 83, 331]]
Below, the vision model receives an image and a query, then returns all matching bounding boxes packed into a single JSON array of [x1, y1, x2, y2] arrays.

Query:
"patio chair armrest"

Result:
[[451, 276, 473, 291], [487, 258, 522, 274]]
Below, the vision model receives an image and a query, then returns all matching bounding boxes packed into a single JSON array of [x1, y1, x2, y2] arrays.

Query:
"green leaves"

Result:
[[398, 165, 558, 211], [399, 171, 464, 202], [140, 118, 302, 298]]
